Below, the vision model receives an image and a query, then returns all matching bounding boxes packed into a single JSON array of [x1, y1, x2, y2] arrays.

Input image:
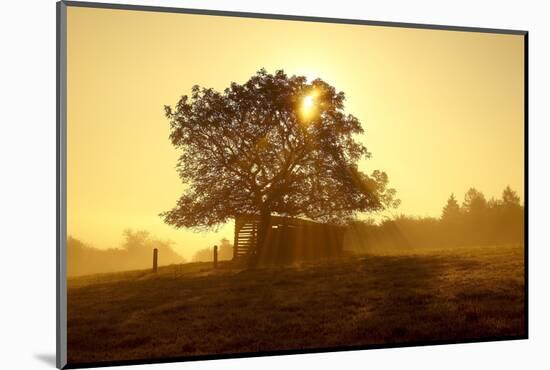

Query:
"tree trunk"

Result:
[[249, 209, 271, 268]]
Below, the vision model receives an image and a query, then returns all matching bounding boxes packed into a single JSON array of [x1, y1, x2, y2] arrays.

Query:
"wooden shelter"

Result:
[[233, 215, 344, 265]]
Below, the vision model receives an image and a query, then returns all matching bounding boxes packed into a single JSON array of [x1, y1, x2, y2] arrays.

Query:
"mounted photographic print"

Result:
[[56, 1, 528, 368]]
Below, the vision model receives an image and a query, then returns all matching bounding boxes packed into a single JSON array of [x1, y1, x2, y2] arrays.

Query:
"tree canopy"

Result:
[[161, 69, 398, 233]]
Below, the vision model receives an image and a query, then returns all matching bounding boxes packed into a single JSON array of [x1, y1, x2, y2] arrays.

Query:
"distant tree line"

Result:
[[67, 229, 185, 277], [192, 238, 233, 262], [345, 186, 524, 252]]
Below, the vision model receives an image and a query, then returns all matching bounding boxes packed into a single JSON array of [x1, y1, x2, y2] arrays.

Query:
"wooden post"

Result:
[[213, 245, 218, 269], [153, 248, 158, 273]]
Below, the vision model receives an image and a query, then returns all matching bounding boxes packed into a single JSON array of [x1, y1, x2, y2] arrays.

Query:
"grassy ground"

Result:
[[67, 245, 525, 365]]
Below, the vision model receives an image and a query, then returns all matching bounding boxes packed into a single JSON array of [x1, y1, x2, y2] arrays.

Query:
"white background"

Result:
[[0, 0, 548, 369]]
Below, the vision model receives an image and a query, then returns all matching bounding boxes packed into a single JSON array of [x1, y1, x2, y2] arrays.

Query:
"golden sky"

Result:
[[67, 7, 524, 259]]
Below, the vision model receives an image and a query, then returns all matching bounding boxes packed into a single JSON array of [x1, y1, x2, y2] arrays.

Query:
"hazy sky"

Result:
[[67, 7, 524, 259]]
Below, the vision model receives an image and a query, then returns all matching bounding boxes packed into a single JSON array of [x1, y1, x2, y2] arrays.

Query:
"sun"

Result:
[[303, 95, 314, 109], [300, 91, 318, 119]]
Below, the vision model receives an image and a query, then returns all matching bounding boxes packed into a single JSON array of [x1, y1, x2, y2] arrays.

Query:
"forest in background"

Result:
[[67, 186, 524, 276], [67, 229, 185, 277], [345, 186, 524, 253]]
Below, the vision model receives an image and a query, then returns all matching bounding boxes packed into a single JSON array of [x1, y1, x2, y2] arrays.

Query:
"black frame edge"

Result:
[[523, 32, 529, 338], [62, 0, 527, 35], [56, 1, 68, 369]]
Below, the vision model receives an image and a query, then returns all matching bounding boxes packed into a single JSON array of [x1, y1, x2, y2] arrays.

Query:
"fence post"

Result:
[[213, 245, 218, 269], [153, 248, 158, 273]]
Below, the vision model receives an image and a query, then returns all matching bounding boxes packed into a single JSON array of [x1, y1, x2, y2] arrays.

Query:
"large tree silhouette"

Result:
[[162, 69, 398, 262]]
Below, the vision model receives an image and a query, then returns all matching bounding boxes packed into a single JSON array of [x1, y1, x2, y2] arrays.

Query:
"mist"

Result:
[[67, 229, 185, 277], [344, 186, 524, 254]]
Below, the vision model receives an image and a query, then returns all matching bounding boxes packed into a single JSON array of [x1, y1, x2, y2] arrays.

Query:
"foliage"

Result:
[[162, 69, 398, 233]]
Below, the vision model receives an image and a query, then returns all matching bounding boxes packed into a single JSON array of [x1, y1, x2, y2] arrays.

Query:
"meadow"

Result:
[[67, 244, 525, 365]]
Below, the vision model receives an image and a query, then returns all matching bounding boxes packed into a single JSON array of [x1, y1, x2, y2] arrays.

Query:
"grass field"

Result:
[[67, 245, 525, 365]]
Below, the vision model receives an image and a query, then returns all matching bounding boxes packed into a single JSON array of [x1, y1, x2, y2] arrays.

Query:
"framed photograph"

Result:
[[57, 1, 528, 368]]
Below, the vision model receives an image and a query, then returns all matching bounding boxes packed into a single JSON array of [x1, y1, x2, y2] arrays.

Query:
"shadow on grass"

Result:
[[67, 248, 524, 364]]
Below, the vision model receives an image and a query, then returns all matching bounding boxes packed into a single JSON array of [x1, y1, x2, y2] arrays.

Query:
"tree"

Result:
[[441, 193, 461, 221], [192, 238, 234, 262], [502, 185, 521, 207], [462, 188, 487, 214], [218, 238, 233, 260], [162, 69, 398, 264]]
